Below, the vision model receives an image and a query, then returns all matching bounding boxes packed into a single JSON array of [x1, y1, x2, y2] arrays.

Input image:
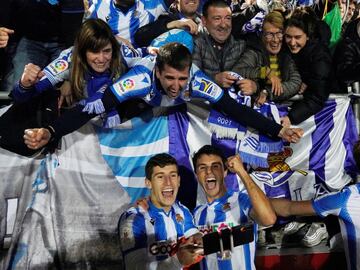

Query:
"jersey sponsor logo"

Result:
[[149, 240, 177, 256], [121, 78, 135, 91], [193, 77, 222, 99], [47, 59, 68, 76]]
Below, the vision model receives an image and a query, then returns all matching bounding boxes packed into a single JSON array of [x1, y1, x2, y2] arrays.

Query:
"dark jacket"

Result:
[[287, 41, 332, 124], [237, 36, 301, 102], [192, 32, 247, 80], [334, 18, 360, 89]]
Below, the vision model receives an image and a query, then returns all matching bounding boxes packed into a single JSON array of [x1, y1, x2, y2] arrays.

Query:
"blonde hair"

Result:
[[70, 19, 126, 100], [263, 11, 285, 30]]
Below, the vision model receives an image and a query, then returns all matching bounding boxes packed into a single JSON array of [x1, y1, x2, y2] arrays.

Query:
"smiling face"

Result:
[[202, 6, 232, 44], [86, 43, 112, 73], [155, 64, 190, 99], [284, 26, 308, 54], [195, 154, 227, 203], [179, 0, 199, 17], [262, 22, 283, 55], [146, 164, 180, 212]]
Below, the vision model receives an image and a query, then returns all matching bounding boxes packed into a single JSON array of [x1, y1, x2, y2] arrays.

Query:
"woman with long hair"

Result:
[[281, 8, 332, 126], [13, 18, 127, 127]]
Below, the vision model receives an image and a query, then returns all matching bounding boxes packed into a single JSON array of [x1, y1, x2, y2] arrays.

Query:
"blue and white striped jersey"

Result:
[[110, 55, 224, 107], [312, 183, 360, 270], [88, 0, 167, 45], [119, 200, 199, 270], [193, 191, 257, 270]]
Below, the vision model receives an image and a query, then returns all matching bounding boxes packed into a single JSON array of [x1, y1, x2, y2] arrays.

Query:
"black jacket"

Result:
[[287, 41, 332, 124], [334, 18, 360, 89]]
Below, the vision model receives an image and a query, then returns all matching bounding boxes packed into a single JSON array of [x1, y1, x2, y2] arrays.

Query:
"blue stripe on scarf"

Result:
[[168, 105, 199, 211]]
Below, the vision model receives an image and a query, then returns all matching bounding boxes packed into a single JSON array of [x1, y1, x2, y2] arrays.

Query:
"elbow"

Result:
[[258, 211, 277, 227]]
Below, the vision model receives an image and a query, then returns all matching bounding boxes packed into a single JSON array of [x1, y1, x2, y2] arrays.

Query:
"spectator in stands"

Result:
[[192, 0, 258, 94], [270, 140, 360, 270], [237, 11, 301, 104], [134, 0, 202, 47], [13, 19, 127, 128], [281, 8, 332, 126], [341, 0, 357, 34], [87, 0, 171, 48], [334, 18, 360, 91], [0, 27, 14, 48], [192, 145, 276, 270], [119, 153, 203, 269], [1, 0, 84, 92], [23, 42, 303, 151]]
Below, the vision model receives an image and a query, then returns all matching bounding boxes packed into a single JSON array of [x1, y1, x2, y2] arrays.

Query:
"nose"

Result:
[[96, 52, 106, 62], [289, 38, 296, 46], [164, 175, 172, 185], [205, 166, 212, 175], [172, 80, 181, 91]]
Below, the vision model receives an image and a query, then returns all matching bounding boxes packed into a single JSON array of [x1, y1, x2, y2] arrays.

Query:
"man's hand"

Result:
[[0, 27, 14, 48], [281, 116, 291, 128], [255, 90, 268, 106], [20, 63, 44, 88], [278, 127, 303, 143], [236, 79, 257, 95], [214, 71, 238, 88], [147, 46, 159, 55], [115, 35, 134, 49], [177, 235, 204, 267], [58, 80, 73, 108], [24, 128, 51, 150], [167, 19, 198, 35], [227, 154, 245, 174], [298, 82, 307, 94]]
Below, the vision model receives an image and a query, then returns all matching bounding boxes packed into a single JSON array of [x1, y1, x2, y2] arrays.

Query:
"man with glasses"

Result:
[[237, 11, 301, 103]]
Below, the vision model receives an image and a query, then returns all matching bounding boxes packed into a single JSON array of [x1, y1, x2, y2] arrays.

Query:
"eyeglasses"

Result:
[[263, 31, 283, 40]]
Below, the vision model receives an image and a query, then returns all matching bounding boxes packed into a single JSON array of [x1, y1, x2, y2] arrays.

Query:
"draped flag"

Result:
[[0, 97, 358, 268], [95, 97, 358, 207]]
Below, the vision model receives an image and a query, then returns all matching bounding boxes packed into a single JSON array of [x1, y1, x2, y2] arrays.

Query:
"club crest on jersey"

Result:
[[175, 214, 184, 223], [48, 59, 68, 75], [222, 202, 231, 212], [121, 78, 135, 91]]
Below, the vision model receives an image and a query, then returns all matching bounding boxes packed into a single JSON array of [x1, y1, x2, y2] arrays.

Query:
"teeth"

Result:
[[163, 188, 173, 192], [206, 178, 216, 182]]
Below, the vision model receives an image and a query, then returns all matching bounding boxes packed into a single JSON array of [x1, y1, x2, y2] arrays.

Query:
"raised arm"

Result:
[[227, 155, 276, 227]]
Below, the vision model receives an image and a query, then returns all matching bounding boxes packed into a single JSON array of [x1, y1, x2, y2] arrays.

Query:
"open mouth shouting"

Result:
[[205, 177, 217, 191], [162, 188, 175, 199]]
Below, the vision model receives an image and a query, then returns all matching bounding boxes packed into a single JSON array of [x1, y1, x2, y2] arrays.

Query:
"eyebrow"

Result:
[[153, 171, 178, 177]]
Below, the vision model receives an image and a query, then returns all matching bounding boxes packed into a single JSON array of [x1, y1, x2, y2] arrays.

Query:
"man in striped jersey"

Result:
[[270, 141, 360, 270], [118, 153, 203, 269], [192, 145, 276, 270], [88, 0, 170, 47]]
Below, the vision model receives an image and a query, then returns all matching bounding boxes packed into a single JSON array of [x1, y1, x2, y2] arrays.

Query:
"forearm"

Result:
[[134, 16, 173, 47], [238, 169, 275, 226], [213, 91, 282, 138], [49, 88, 118, 139], [270, 198, 316, 217]]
